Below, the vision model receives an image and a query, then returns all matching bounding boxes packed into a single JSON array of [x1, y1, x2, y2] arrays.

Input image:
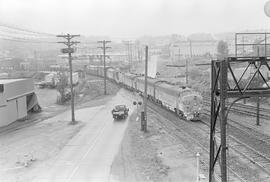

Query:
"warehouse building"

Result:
[[0, 78, 40, 127]]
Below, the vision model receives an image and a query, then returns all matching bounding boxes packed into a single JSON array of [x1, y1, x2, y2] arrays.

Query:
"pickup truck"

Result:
[[112, 105, 129, 120]]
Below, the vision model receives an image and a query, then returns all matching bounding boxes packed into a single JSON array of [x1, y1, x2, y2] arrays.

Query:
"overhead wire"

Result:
[[0, 37, 56, 44], [0, 22, 56, 37], [0, 32, 57, 44], [0, 23, 58, 44], [0, 22, 98, 46]]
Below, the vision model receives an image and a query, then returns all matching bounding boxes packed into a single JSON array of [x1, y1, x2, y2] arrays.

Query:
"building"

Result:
[[0, 58, 23, 70], [0, 79, 40, 127]]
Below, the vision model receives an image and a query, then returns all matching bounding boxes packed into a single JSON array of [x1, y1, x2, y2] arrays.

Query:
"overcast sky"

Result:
[[0, 0, 270, 38]]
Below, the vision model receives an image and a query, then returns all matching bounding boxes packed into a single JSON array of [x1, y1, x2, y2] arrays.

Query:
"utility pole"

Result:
[[138, 47, 141, 62], [256, 47, 260, 125], [34, 50, 38, 71], [98, 40, 111, 95], [178, 48, 181, 62], [189, 39, 193, 57], [185, 58, 188, 85], [142, 45, 148, 132], [124, 41, 132, 72], [57, 34, 80, 124], [138, 46, 143, 62], [188, 40, 192, 85], [130, 43, 133, 68]]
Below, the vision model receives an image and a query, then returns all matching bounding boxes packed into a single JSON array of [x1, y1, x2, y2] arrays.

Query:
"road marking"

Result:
[[65, 121, 108, 182], [0, 166, 24, 171]]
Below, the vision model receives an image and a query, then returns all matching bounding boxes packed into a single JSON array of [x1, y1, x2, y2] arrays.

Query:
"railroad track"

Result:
[[203, 106, 270, 147], [202, 111, 270, 181], [120, 83, 270, 181], [146, 101, 247, 182], [203, 96, 270, 120], [201, 115, 270, 177]]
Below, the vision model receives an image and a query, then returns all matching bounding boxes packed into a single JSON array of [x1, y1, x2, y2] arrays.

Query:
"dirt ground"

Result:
[[0, 76, 120, 182], [0, 115, 84, 182], [111, 107, 200, 182]]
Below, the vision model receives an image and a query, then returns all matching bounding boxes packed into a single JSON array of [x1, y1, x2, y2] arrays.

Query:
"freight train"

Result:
[[87, 65, 203, 121]]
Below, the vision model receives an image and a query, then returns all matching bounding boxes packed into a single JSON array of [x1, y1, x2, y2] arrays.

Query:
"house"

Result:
[[0, 79, 40, 127]]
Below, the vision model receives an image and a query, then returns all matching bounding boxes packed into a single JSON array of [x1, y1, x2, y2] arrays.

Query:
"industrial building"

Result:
[[0, 78, 40, 127]]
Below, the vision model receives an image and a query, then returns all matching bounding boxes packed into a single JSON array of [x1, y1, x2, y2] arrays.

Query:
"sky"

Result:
[[0, 0, 270, 38]]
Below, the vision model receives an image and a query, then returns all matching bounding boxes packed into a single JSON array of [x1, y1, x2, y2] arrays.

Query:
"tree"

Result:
[[217, 40, 229, 60], [56, 71, 68, 104]]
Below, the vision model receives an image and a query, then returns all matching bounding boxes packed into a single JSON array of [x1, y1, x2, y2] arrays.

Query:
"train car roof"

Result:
[[157, 82, 179, 90], [156, 82, 195, 96], [123, 73, 141, 79], [107, 68, 115, 71], [136, 76, 161, 85]]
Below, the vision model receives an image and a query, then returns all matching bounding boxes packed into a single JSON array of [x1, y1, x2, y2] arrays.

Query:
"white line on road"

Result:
[[65, 121, 108, 182]]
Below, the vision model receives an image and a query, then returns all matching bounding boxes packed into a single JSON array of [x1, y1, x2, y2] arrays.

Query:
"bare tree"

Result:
[[56, 71, 69, 104]]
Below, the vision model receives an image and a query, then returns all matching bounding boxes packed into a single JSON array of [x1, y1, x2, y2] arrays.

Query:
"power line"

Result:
[[0, 26, 57, 41], [0, 37, 56, 44], [0, 33, 56, 43], [0, 27, 47, 37], [0, 22, 55, 37]]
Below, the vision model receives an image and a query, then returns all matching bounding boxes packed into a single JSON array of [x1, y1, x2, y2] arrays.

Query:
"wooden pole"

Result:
[[142, 45, 148, 132]]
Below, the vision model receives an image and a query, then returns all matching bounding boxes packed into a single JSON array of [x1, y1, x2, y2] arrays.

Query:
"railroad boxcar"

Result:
[[122, 73, 139, 90], [114, 70, 120, 84], [135, 76, 156, 100], [155, 82, 179, 112], [135, 76, 144, 93], [116, 71, 124, 84], [97, 66, 104, 77], [87, 65, 100, 76]]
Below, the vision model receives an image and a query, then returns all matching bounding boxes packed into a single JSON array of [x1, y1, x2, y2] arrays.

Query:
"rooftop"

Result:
[[0, 79, 27, 84]]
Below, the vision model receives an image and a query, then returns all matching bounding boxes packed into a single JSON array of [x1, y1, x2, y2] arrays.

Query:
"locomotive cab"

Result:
[[179, 92, 203, 121]]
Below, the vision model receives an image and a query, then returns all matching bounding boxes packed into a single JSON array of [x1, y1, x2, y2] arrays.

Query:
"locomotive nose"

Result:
[[180, 94, 203, 120]]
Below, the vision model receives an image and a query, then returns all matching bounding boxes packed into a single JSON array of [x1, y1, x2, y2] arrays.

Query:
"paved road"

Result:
[[35, 90, 134, 182]]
